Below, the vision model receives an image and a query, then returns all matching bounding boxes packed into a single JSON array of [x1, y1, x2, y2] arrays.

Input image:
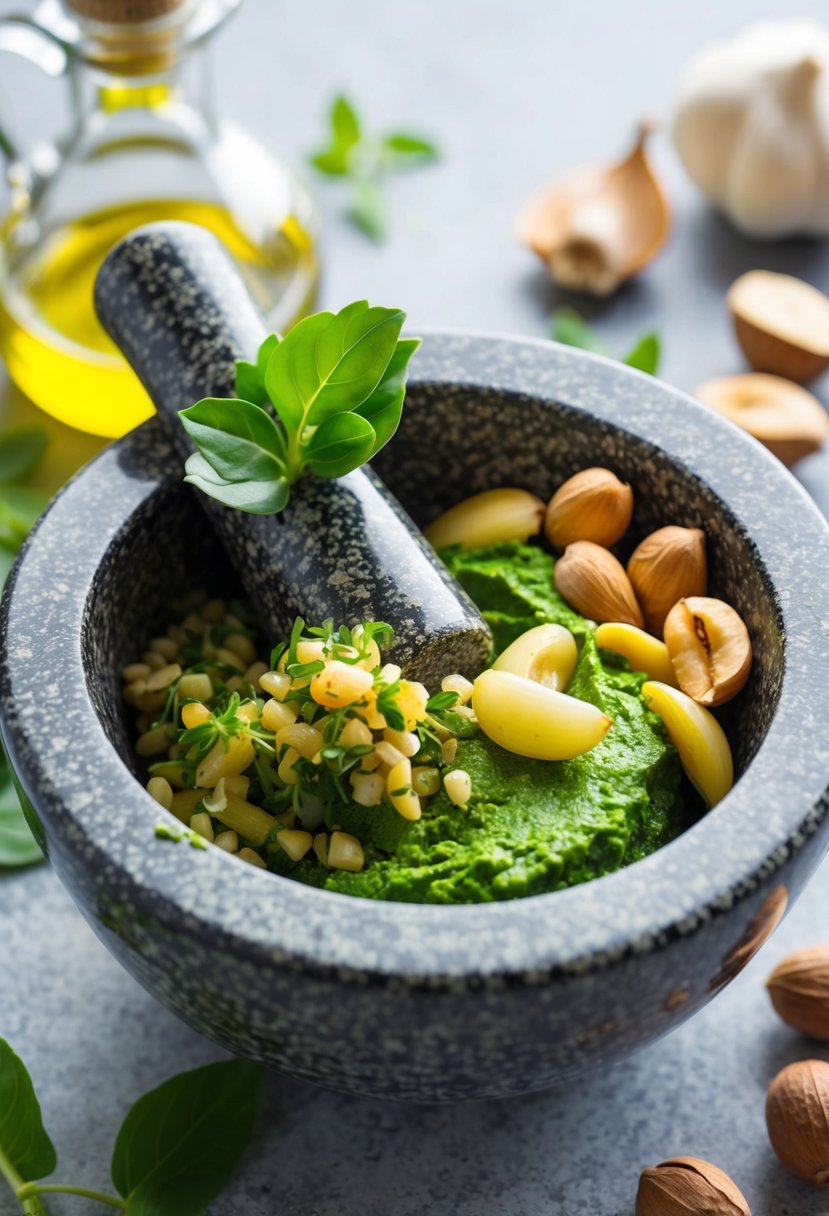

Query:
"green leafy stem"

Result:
[[179, 299, 420, 516], [0, 1036, 261, 1214], [552, 307, 662, 376], [309, 93, 439, 241]]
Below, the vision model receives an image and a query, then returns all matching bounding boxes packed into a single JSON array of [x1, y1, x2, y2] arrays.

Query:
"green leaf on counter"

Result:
[[552, 308, 662, 375], [623, 331, 661, 374], [0, 801, 42, 868], [0, 487, 46, 552], [0, 428, 49, 486], [110, 1059, 261, 1216], [349, 178, 387, 242], [381, 132, 439, 161], [309, 93, 439, 240], [551, 308, 608, 354], [0, 1038, 56, 1186]]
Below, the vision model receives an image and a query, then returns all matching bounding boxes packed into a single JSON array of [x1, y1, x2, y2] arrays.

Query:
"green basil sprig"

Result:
[[0, 1036, 261, 1214], [309, 94, 439, 240], [179, 300, 420, 515], [552, 307, 662, 376]]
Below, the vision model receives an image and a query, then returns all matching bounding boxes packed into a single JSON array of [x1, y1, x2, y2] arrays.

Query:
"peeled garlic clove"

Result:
[[555, 540, 644, 628], [425, 488, 546, 552], [696, 373, 829, 467], [472, 668, 611, 761], [595, 621, 677, 686], [627, 526, 707, 637], [516, 120, 670, 297], [544, 467, 633, 549], [492, 623, 578, 691], [727, 270, 829, 383], [663, 596, 752, 707], [641, 680, 733, 807]]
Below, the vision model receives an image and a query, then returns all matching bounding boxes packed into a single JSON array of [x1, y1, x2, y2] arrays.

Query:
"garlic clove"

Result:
[[472, 668, 612, 761], [595, 621, 678, 686], [641, 680, 734, 807], [696, 373, 829, 467], [425, 488, 546, 552], [492, 623, 578, 692], [727, 270, 829, 383], [516, 121, 671, 297]]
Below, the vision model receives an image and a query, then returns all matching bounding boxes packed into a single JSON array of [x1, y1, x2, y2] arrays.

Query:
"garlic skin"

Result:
[[516, 122, 670, 296], [672, 20, 829, 238]]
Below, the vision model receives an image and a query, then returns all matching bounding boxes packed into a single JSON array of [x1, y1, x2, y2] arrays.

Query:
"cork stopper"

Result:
[[66, 0, 187, 22]]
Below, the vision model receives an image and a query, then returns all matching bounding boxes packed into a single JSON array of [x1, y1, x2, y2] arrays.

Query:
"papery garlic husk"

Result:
[[672, 20, 829, 238], [516, 121, 670, 296]]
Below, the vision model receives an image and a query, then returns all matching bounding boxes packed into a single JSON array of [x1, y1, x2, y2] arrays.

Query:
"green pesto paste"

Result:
[[270, 542, 694, 904]]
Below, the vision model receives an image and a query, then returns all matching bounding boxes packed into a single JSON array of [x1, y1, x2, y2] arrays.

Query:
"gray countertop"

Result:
[[2, 1, 829, 1213]]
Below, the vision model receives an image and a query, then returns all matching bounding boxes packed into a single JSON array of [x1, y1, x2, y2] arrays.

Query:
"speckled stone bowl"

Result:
[[3, 332, 829, 1102]]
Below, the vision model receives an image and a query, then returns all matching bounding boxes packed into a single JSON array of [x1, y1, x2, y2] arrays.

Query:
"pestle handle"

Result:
[[94, 222, 492, 684]]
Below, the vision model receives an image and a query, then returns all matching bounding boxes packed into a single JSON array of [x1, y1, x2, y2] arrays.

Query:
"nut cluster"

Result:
[[546, 466, 753, 709]]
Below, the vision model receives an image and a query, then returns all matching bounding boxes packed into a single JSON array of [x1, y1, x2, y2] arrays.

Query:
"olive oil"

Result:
[[0, 198, 318, 437]]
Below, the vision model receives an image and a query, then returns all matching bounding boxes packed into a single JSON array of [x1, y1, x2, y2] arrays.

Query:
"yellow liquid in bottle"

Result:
[[0, 199, 318, 438]]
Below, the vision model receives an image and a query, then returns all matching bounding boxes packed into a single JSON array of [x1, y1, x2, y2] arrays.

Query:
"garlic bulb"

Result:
[[516, 122, 670, 296], [672, 20, 829, 238]]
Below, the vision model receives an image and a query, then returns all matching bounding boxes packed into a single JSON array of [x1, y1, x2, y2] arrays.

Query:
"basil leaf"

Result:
[[179, 398, 287, 482], [382, 132, 439, 160], [332, 94, 361, 151], [110, 1058, 261, 1216], [349, 179, 386, 242], [263, 311, 334, 433], [551, 308, 607, 354], [355, 336, 420, 457], [184, 454, 290, 516], [0, 427, 49, 485], [306, 412, 376, 478], [0, 1038, 56, 1184], [310, 94, 361, 176], [0, 486, 46, 551], [235, 334, 280, 406], [623, 332, 661, 375], [266, 302, 405, 430]]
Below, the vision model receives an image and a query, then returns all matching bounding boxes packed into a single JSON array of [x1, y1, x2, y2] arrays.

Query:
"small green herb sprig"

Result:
[[309, 94, 439, 240], [0, 426, 50, 869], [552, 307, 662, 375], [179, 301, 419, 515], [0, 1036, 261, 1214]]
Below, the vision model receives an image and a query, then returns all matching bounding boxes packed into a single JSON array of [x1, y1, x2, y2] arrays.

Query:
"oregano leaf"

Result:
[[623, 332, 661, 375], [355, 336, 420, 457], [110, 1058, 261, 1216], [184, 453, 290, 515]]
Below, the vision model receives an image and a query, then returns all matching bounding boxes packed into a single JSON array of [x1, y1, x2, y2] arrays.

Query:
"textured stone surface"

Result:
[[3, 0, 829, 1208], [4, 330, 829, 1104]]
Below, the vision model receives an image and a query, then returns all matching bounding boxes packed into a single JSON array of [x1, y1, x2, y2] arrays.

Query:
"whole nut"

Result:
[[663, 596, 752, 706], [636, 1156, 750, 1216], [767, 945, 829, 1040], [627, 525, 707, 636], [766, 1059, 829, 1187], [544, 467, 633, 549], [554, 540, 643, 627]]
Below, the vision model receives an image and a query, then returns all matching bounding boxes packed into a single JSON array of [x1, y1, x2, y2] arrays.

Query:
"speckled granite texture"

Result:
[[3, 330, 829, 1101], [93, 223, 491, 684]]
